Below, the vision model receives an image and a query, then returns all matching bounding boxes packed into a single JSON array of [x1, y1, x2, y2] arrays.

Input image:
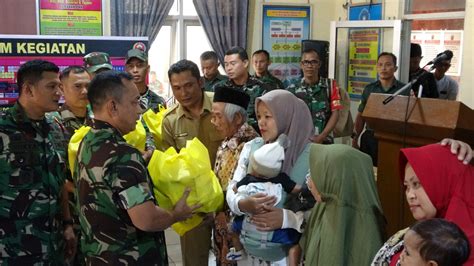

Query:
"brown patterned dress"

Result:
[[213, 123, 258, 265]]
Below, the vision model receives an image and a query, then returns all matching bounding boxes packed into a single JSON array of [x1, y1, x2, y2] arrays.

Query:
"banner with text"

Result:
[[0, 35, 148, 106], [347, 28, 380, 98]]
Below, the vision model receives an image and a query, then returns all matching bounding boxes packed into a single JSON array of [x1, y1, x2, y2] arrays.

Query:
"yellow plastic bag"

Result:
[[123, 120, 146, 152], [148, 138, 224, 236], [68, 121, 146, 176], [68, 126, 91, 176], [142, 107, 167, 147]]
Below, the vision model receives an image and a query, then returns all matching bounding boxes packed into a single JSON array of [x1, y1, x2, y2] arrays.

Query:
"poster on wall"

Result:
[[0, 35, 147, 106], [262, 4, 311, 83], [411, 30, 463, 76], [347, 28, 380, 98], [348, 3, 382, 21], [38, 0, 103, 36]]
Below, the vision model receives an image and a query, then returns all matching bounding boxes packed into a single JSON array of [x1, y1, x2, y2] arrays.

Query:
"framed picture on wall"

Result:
[[262, 4, 311, 84]]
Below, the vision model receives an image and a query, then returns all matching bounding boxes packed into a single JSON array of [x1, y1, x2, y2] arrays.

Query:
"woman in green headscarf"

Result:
[[303, 144, 386, 265]]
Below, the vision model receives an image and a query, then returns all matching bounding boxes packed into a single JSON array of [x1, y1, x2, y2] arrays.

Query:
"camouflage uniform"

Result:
[[214, 76, 274, 131], [140, 87, 166, 151], [58, 104, 93, 139], [140, 87, 166, 113], [252, 72, 284, 90], [0, 103, 67, 264], [286, 77, 342, 137], [58, 104, 93, 266], [203, 73, 227, 92], [75, 119, 167, 265]]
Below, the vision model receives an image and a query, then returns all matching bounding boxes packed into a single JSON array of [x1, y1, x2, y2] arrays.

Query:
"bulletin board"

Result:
[[262, 4, 311, 84], [38, 0, 103, 36]]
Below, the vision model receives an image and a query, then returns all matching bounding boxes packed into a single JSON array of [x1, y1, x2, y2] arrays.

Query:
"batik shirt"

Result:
[[371, 227, 408, 266], [0, 103, 67, 264], [76, 120, 167, 265], [253, 71, 284, 90], [214, 76, 274, 131], [286, 77, 342, 135], [214, 123, 258, 190]]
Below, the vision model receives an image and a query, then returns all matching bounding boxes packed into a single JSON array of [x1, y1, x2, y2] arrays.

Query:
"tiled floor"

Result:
[[165, 228, 216, 266]]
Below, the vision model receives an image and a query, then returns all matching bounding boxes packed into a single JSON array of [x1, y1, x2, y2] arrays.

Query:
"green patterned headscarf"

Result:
[[303, 144, 386, 265]]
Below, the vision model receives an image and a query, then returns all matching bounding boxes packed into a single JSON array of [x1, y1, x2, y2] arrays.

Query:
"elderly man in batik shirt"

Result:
[[210, 83, 258, 265]]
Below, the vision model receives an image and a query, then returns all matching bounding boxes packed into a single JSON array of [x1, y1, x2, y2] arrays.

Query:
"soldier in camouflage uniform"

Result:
[[200, 51, 228, 92], [217, 46, 274, 132], [58, 65, 93, 265], [58, 66, 93, 138], [125, 48, 167, 160], [0, 60, 75, 264], [286, 48, 342, 144], [76, 71, 198, 265], [251, 49, 284, 90]]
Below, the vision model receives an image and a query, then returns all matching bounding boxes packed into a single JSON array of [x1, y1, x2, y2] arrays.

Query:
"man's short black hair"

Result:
[[17, 60, 59, 95], [60, 66, 89, 81], [167, 59, 201, 81], [200, 51, 219, 62], [225, 46, 248, 61], [411, 218, 470, 266], [87, 70, 133, 111], [377, 52, 397, 66], [252, 49, 270, 60], [410, 43, 423, 58], [302, 48, 321, 59]]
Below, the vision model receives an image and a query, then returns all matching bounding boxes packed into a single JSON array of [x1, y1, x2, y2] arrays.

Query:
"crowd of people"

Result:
[[0, 43, 471, 266]]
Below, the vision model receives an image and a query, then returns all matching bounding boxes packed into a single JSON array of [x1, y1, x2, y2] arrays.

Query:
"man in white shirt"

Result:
[[433, 51, 458, 100]]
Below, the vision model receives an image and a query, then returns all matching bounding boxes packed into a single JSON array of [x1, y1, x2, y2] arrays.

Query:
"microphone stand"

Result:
[[383, 64, 433, 105]]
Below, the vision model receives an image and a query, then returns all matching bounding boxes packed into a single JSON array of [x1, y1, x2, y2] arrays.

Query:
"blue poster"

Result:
[[262, 5, 311, 83], [349, 4, 382, 21]]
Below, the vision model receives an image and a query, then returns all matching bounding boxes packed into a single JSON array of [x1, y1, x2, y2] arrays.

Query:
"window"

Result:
[[148, 0, 213, 99], [404, 0, 465, 81], [405, 0, 466, 14]]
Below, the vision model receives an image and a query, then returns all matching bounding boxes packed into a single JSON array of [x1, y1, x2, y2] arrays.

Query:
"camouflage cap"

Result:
[[126, 49, 148, 63], [83, 52, 113, 73]]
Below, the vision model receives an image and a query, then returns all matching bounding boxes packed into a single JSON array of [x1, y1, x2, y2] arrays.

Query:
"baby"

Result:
[[227, 134, 305, 262], [400, 218, 470, 266]]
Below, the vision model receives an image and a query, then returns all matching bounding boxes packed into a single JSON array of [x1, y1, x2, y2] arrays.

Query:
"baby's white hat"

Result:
[[250, 134, 290, 178]]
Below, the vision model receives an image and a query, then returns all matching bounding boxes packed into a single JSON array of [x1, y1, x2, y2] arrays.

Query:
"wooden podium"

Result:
[[362, 94, 474, 236]]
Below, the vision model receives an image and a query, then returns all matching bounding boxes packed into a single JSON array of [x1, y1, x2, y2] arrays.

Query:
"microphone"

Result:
[[427, 50, 453, 65]]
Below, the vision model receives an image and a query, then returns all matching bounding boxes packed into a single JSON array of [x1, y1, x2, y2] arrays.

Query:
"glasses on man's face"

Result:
[[301, 60, 320, 67]]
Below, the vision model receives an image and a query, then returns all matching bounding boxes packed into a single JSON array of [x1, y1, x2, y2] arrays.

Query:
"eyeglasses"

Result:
[[301, 60, 320, 66]]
